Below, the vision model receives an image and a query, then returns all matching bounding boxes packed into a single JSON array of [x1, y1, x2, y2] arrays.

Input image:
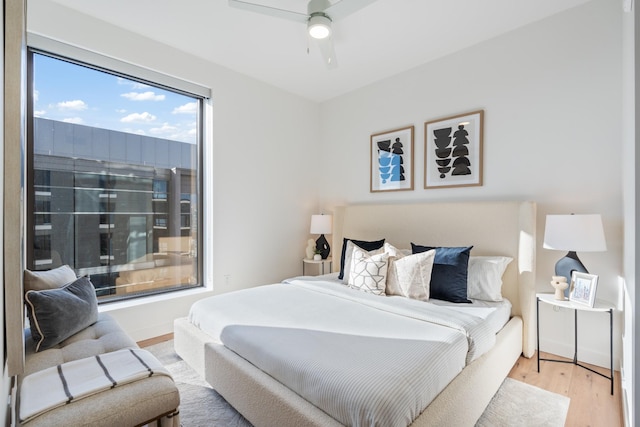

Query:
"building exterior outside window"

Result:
[[28, 50, 205, 302]]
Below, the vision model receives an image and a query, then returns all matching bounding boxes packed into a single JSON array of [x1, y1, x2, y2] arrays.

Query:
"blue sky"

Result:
[[33, 53, 197, 144]]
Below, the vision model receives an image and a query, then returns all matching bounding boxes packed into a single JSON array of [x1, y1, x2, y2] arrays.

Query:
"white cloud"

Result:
[[115, 109, 127, 114], [63, 117, 84, 124], [172, 102, 197, 114], [33, 89, 39, 103], [120, 112, 157, 123], [58, 100, 87, 111], [34, 110, 46, 117], [121, 91, 166, 101]]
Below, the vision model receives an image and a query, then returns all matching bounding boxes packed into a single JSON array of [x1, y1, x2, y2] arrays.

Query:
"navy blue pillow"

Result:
[[338, 238, 385, 280], [411, 244, 473, 303]]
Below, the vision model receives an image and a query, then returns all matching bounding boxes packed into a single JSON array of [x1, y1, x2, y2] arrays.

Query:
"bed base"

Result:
[[175, 315, 522, 427], [175, 200, 536, 426]]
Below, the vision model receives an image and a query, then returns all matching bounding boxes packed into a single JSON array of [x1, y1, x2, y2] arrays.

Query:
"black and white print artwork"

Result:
[[370, 126, 414, 192], [425, 110, 483, 189]]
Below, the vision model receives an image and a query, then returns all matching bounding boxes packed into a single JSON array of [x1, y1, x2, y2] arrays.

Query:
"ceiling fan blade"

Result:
[[325, 0, 378, 20], [315, 36, 338, 69], [228, 0, 308, 23]]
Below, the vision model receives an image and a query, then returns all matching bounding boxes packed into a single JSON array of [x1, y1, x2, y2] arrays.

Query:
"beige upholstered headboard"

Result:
[[331, 201, 537, 358]]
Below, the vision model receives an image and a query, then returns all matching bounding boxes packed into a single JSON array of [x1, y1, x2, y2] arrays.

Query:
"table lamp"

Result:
[[310, 214, 332, 259], [543, 214, 606, 297]]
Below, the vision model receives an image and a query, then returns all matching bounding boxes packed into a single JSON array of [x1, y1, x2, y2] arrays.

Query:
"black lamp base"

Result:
[[315, 234, 330, 259], [555, 251, 588, 298]]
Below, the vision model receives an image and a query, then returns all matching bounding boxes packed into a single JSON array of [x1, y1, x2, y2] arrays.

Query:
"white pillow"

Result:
[[384, 243, 435, 301], [348, 249, 390, 295], [342, 240, 385, 284], [467, 256, 513, 301]]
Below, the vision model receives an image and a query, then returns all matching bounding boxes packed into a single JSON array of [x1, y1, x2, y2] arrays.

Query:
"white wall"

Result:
[[1, 5, 9, 426], [621, 0, 637, 424], [27, 0, 322, 340], [319, 0, 623, 369], [25, 0, 626, 370]]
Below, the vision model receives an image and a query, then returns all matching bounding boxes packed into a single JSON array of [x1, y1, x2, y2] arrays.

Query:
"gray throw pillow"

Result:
[[25, 276, 99, 352]]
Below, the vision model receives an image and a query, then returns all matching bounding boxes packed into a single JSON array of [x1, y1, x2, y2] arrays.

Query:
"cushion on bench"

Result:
[[24, 313, 137, 376], [21, 313, 180, 426], [21, 375, 179, 427], [20, 348, 173, 424]]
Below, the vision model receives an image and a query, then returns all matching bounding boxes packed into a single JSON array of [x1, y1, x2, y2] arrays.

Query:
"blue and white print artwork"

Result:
[[377, 137, 404, 184], [370, 126, 414, 192]]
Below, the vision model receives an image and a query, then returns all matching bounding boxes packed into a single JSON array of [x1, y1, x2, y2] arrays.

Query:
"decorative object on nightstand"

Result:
[[542, 214, 606, 297], [550, 276, 568, 300], [305, 239, 316, 260], [569, 272, 599, 307], [310, 214, 332, 259]]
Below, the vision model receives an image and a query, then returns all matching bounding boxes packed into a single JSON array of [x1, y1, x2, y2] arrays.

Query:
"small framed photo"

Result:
[[424, 110, 483, 189], [370, 125, 414, 192], [569, 272, 599, 307]]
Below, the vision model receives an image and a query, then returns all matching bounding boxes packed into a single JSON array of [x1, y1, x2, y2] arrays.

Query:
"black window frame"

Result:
[[25, 47, 206, 303]]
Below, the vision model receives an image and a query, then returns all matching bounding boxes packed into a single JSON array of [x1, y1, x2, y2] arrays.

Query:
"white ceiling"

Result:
[[50, 0, 591, 102]]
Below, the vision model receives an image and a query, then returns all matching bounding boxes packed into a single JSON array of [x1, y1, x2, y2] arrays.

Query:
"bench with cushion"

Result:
[[19, 266, 180, 427]]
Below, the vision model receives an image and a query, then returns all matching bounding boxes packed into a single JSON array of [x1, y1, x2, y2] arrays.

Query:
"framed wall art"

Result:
[[569, 272, 599, 307], [370, 125, 414, 192], [424, 110, 484, 189]]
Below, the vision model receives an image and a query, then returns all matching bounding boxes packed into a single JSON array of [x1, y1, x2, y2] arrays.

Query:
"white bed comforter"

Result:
[[188, 279, 499, 426]]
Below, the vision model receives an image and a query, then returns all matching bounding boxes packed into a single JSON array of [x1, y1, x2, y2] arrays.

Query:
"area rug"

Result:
[[146, 340, 569, 427], [476, 377, 570, 427]]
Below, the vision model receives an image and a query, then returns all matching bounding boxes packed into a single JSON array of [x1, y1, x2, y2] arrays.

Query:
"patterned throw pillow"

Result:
[[338, 238, 385, 281], [341, 240, 386, 284], [384, 243, 435, 301], [348, 249, 389, 295]]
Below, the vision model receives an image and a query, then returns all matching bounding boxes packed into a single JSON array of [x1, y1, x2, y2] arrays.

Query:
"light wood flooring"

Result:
[[138, 332, 173, 348], [140, 335, 624, 426], [508, 351, 623, 426]]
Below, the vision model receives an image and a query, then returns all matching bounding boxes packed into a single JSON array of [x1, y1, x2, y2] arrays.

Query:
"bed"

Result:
[[174, 201, 537, 426]]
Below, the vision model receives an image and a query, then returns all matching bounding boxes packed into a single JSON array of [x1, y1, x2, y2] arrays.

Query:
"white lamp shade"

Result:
[[543, 214, 606, 252], [310, 214, 332, 234]]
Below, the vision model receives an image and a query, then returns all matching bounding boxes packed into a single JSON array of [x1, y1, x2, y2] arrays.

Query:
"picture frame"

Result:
[[370, 125, 414, 192], [569, 272, 599, 307], [424, 110, 484, 189]]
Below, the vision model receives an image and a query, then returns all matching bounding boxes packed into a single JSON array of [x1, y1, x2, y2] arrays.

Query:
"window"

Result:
[[27, 46, 207, 302]]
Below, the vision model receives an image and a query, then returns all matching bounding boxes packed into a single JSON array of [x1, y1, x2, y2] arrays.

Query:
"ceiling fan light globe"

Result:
[[309, 25, 330, 39], [308, 14, 332, 39]]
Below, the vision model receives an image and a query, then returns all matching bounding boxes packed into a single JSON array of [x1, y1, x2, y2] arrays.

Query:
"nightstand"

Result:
[[302, 257, 332, 276], [536, 293, 614, 394]]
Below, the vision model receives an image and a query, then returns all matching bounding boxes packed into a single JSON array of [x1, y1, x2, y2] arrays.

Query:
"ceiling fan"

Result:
[[228, 0, 378, 69]]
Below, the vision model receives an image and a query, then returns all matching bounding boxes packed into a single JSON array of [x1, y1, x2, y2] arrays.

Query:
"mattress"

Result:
[[430, 294, 512, 336], [187, 277, 510, 426], [294, 272, 512, 338]]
